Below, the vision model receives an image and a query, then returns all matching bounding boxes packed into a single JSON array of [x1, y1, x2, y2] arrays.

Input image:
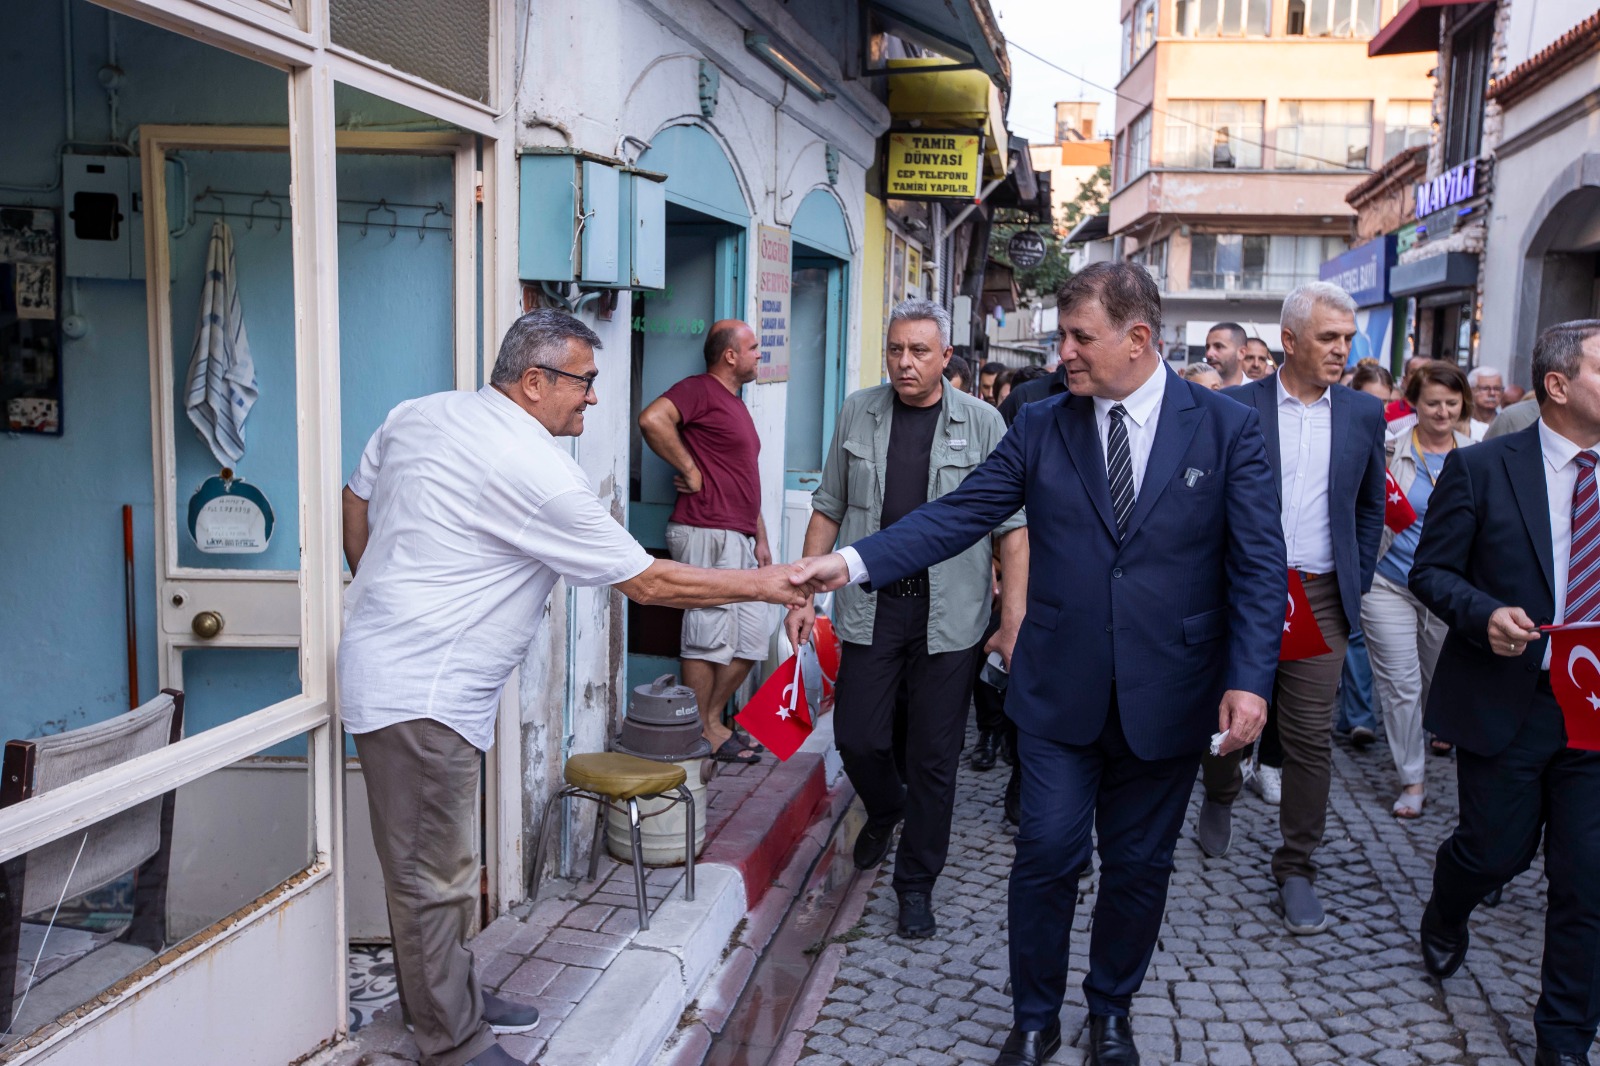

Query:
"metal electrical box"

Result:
[[620, 167, 666, 290], [517, 150, 665, 289], [62, 154, 144, 280]]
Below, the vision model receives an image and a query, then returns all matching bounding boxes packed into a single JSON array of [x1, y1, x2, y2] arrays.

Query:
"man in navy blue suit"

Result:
[[1194, 282, 1388, 935], [790, 263, 1286, 1066]]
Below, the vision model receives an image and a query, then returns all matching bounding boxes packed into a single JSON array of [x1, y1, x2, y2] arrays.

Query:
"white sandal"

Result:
[[1392, 791, 1425, 818]]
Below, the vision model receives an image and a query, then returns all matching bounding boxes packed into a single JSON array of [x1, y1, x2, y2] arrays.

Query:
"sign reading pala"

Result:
[[1007, 230, 1047, 270], [885, 132, 983, 200]]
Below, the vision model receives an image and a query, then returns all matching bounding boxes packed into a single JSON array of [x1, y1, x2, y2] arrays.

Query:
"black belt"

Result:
[[879, 573, 929, 598]]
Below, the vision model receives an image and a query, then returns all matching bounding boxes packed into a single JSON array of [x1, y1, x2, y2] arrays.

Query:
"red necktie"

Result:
[[1567, 452, 1600, 623]]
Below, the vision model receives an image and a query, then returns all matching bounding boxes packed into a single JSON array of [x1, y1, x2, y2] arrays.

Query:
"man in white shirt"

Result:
[[1204, 321, 1248, 388], [1468, 366, 1504, 441], [1195, 283, 1388, 936], [339, 310, 806, 1066], [1409, 320, 1600, 1066]]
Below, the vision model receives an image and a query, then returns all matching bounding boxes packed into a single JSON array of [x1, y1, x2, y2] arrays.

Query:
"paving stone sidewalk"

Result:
[[795, 728, 1580, 1066]]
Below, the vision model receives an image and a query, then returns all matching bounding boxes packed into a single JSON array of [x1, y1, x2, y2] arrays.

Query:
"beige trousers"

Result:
[[354, 718, 495, 1066]]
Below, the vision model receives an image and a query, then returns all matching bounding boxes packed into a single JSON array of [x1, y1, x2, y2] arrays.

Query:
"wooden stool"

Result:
[[529, 752, 696, 931]]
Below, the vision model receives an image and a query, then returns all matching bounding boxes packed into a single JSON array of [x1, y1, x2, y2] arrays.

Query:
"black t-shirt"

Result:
[[879, 394, 941, 533]]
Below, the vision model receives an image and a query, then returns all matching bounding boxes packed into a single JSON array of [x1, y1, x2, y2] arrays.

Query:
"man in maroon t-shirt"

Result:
[[640, 320, 772, 763]]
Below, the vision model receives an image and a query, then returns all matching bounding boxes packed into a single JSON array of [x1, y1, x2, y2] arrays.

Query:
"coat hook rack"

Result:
[[247, 190, 284, 233], [361, 199, 398, 239]]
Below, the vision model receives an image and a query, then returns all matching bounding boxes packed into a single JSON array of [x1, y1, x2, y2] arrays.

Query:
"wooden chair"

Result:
[[0, 689, 184, 1037]]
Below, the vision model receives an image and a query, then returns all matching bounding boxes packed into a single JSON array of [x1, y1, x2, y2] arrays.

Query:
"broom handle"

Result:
[[123, 504, 139, 709]]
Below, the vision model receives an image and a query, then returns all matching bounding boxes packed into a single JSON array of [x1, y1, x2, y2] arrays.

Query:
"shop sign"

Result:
[[1319, 235, 1396, 308], [1007, 230, 1047, 269], [187, 475, 274, 554], [884, 131, 983, 201], [1396, 222, 1419, 257], [1414, 159, 1480, 219], [756, 224, 790, 383]]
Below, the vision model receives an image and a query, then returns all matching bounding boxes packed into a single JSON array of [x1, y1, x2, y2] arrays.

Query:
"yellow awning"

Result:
[[886, 58, 1009, 179]]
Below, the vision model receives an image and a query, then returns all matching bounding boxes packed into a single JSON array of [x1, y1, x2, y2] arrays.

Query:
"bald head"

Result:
[[703, 319, 761, 385]]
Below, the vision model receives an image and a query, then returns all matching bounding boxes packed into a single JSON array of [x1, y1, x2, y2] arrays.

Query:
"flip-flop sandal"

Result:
[[711, 737, 762, 764], [731, 728, 765, 753], [1393, 792, 1425, 818]]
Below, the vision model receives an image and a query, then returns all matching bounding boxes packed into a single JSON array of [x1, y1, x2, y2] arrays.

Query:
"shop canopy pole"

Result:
[[123, 504, 139, 709]]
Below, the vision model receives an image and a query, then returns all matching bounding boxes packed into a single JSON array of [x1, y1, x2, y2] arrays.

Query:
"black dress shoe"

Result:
[[853, 818, 900, 869], [994, 1021, 1061, 1066], [971, 730, 999, 771], [1536, 1046, 1591, 1066], [1419, 900, 1469, 979], [897, 890, 936, 938], [1088, 1014, 1139, 1065], [1483, 886, 1503, 907]]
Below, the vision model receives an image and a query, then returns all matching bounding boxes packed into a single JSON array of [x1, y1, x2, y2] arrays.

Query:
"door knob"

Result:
[[191, 610, 224, 639]]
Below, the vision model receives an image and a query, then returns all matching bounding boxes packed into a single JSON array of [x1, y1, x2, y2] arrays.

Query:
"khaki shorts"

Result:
[[664, 522, 774, 665]]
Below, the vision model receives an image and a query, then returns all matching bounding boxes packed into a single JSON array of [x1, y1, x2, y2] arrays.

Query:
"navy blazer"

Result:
[[852, 367, 1287, 761], [1221, 375, 1387, 633], [1410, 424, 1556, 756]]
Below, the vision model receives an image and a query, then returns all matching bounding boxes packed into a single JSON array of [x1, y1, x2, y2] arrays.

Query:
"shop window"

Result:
[[1116, 112, 1153, 188], [1163, 101, 1264, 169], [1444, 14, 1493, 167], [1288, 0, 1380, 36], [1383, 100, 1433, 162], [1175, 0, 1270, 36], [330, 0, 492, 104], [1276, 100, 1373, 170]]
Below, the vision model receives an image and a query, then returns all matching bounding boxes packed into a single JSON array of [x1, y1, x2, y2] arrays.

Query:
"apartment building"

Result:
[[1109, 0, 1435, 358]]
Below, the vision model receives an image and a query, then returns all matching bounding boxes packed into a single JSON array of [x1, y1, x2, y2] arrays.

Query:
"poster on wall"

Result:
[[756, 224, 791, 383], [1, 207, 62, 435]]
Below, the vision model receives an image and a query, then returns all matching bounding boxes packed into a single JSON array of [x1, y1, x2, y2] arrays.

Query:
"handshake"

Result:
[[745, 553, 853, 609]]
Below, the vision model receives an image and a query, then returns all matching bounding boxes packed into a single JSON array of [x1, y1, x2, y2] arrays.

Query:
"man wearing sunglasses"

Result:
[[339, 309, 805, 1066], [640, 320, 774, 765]]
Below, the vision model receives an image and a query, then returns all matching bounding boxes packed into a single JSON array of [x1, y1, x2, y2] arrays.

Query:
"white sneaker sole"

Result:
[[406, 1018, 542, 1036]]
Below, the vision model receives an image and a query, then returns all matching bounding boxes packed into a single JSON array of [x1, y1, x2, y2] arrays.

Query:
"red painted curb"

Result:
[[700, 752, 828, 908]]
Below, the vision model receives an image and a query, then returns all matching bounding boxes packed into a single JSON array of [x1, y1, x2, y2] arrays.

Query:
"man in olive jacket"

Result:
[[786, 299, 1026, 941]]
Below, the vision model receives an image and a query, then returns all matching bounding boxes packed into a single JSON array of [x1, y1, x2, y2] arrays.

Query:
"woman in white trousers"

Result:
[[1361, 361, 1475, 817]]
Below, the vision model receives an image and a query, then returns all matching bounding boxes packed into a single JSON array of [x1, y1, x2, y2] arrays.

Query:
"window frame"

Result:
[[1444, 11, 1493, 167], [1275, 99, 1374, 171], [1162, 100, 1265, 169]]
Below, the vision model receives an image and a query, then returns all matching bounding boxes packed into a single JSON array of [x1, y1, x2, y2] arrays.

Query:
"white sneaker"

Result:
[[1249, 764, 1282, 805]]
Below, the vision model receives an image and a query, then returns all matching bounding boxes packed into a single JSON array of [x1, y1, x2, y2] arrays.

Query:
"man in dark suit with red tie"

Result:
[[789, 262, 1287, 1066], [1410, 319, 1600, 1066]]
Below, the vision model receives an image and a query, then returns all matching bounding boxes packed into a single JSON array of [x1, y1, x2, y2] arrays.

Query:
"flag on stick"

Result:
[[1280, 570, 1332, 662], [1544, 623, 1600, 751], [736, 654, 814, 760], [1384, 470, 1417, 534]]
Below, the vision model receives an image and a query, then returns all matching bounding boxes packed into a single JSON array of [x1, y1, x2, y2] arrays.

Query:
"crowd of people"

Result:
[[330, 259, 1600, 1066]]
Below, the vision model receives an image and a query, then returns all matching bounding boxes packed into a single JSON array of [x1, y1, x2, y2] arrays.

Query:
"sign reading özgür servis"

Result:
[[885, 132, 983, 200]]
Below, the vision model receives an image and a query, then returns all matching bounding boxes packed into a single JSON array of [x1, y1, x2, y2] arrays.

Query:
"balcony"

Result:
[[1110, 169, 1361, 234]]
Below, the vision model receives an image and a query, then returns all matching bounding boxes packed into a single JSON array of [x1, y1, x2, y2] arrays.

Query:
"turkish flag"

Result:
[[1385, 470, 1418, 533], [1545, 623, 1600, 751], [1280, 570, 1332, 662], [812, 614, 841, 694], [735, 654, 814, 761]]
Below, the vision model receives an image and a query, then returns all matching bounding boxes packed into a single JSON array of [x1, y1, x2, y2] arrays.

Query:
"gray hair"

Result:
[[1532, 319, 1600, 404], [889, 298, 953, 349], [1280, 282, 1358, 337], [1466, 366, 1503, 386], [490, 309, 603, 386]]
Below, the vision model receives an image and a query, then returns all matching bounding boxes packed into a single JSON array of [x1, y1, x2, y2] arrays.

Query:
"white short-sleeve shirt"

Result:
[[338, 385, 653, 750]]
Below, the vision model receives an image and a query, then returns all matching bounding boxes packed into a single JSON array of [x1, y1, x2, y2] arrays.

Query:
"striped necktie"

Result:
[[1568, 452, 1600, 622], [1107, 403, 1135, 537]]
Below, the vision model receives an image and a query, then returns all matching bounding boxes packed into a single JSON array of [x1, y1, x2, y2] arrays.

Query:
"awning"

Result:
[[887, 58, 1010, 178], [1369, 0, 1482, 56], [1065, 213, 1110, 244], [872, 0, 1009, 89], [1389, 251, 1478, 297]]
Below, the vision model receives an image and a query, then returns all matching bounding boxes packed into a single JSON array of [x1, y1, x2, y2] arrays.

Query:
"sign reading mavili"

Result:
[[1415, 159, 1479, 219], [885, 132, 983, 200]]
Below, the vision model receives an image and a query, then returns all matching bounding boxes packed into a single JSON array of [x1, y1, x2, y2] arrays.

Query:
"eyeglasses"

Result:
[[541, 366, 600, 392]]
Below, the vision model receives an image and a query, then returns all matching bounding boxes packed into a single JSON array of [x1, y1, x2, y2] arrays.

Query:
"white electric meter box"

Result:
[[952, 295, 974, 347], [62, 154, 143, 280]]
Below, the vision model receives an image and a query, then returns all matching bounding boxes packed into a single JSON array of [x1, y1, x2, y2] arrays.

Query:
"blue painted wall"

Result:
[[0, 1, 456, 744]]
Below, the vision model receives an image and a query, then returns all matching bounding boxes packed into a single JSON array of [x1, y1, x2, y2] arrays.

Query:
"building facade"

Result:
[[1108, 0, 1435, 359], [0, 0, 1013, 1063]]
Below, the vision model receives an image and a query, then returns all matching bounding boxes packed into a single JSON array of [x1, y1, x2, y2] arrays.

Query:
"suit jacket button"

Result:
[[1112, 567, 1123, 578], [1105, 624, 1113, 633]]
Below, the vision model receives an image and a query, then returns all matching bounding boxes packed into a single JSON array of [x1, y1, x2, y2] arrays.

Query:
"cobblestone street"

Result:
[[795, 728, 1578, 1066]]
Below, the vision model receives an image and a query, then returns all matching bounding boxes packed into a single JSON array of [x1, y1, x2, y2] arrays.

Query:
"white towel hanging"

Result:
[[183, 219, 258, 468]]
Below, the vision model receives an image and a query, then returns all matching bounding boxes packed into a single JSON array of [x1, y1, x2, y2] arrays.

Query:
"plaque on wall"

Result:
[[0, 207, 62, 435]]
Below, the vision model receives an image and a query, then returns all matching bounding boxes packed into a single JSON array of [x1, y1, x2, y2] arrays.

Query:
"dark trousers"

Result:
[[354, 718, 495, 1066], [1201, 572, 1346, 882], [835, 593, 978, 893], [1010, 696, 1200, 1028], [1431, 683, 1600, 1053]]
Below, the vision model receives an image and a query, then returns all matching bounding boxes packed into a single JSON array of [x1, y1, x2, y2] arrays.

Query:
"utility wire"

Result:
[[1009, 40, 1388, 172]]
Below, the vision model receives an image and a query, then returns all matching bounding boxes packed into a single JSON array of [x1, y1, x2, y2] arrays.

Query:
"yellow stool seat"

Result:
[[563, 752, 686, 800]]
